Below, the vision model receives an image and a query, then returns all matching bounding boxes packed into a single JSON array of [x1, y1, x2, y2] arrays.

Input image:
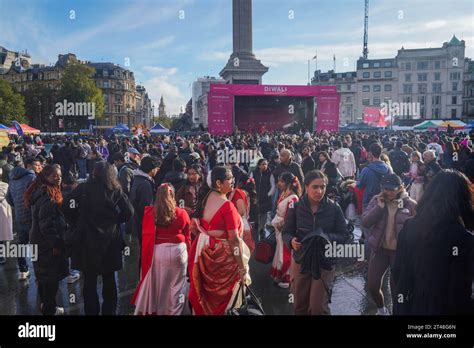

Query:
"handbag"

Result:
[[226, 283, 265, 316], [254, 231, 276, 264]]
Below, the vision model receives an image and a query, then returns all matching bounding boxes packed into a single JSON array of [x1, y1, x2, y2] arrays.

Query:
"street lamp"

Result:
[[38, 100, 42, 130], [126, 104, 131, 128], [49, 112, 53, 134]]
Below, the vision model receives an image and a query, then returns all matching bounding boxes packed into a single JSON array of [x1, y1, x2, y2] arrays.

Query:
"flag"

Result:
[[312, 51, 317, 60], [11, 121, 24, 136]]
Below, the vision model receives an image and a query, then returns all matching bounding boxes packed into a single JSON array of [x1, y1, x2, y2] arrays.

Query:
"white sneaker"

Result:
[[54, 307, 65, 315], [376, 307, 390, 315], [67, 273, 81, 284], [277, 282, 290, 289], [18, 271, 30, 280]]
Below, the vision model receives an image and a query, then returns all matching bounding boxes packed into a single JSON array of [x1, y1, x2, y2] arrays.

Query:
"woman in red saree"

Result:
[[131, 184, 191, 315], [227, 174, 256, 253], [188, 166, 251, 315]]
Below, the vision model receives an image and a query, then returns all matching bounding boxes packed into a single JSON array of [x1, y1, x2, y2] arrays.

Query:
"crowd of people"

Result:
[[1, 127, 473, 315]]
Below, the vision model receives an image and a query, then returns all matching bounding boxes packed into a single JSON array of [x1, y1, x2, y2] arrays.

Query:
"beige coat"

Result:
[[0, 182, 13, 241]]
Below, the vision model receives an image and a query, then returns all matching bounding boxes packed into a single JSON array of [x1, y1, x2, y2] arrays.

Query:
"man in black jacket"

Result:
[[129, 156, 161, 244], [389, 141, 410, 177], [282, 170, 349, 315]]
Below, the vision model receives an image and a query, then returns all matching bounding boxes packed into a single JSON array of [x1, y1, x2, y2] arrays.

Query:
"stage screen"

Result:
[[234, 96, 315, 133]]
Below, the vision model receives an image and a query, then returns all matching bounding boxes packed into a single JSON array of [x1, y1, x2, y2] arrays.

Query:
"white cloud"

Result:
[[141, 66, 188, 116]]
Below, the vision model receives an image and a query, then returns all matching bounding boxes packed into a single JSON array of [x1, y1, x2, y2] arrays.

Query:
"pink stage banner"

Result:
[[208, 93, 233, 135], [210, 84, 337, 97], [208, 84, 340, 135], [316, 95, 340, 132]]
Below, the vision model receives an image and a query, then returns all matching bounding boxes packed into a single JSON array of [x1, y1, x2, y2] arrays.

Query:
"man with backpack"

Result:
[[388, 141, 410, 177], [354, 143, 392, 257]]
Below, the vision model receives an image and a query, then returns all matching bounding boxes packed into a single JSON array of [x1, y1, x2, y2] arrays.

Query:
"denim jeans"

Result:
[[16, 223, 31, 273]]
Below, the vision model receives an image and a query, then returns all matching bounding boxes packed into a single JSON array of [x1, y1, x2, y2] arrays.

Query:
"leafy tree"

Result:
[[0, 79, 26, 125], [22, 83, 58, 128], [58, 63, 104, 119]]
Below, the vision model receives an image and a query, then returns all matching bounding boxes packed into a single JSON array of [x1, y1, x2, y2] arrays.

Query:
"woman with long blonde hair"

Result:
[[131, 183, 191, 315]]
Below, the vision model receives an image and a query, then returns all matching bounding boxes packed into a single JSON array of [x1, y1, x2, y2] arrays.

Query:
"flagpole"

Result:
[[307, 60, 310, 85]]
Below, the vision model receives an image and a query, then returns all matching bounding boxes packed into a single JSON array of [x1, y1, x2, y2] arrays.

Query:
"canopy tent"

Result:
[[0, 123, 39, 135], [149, 123, 170, 134], [413, 120, 443, 130], [464, 121, 474, 129], [439, 120, 466, 129], [20, 124, 41, 134], [105, 123, 131, 137]]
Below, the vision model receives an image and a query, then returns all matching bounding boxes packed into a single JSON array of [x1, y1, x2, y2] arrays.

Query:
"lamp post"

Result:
[[126, 104, 131, 129], [38, 100, 42, 130], [49, 112, 53, 134]]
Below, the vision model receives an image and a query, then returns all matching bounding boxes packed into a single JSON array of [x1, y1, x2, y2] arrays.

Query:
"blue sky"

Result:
[[1, 0, 473, 114]]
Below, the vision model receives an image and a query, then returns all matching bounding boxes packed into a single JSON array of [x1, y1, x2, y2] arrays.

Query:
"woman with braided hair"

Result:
[[132, 183, 191, 315], [228, 173, 257, 253], [24, 164, 68, 315], [270, 172, 301, 288]]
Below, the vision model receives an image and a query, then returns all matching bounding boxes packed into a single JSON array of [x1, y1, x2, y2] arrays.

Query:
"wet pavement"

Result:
[[0, 226, 394, 315]]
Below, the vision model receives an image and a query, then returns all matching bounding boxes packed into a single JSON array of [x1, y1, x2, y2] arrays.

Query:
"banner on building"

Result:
[[316, 95, 340, 132]]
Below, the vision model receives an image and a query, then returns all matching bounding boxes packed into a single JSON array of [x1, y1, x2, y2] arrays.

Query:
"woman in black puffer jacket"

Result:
[[25, 164, 68, 315], [283, 170, 350, 315]]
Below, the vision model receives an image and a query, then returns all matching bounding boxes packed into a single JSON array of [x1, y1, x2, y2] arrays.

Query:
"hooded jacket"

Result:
[[356, 160, 393, 209], [361, 190, 417, 252], [6, 167, 36, 223]]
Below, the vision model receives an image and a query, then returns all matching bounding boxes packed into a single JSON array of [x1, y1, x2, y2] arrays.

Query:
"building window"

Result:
[[432, 95, 441, 105], [362, 98, 370, 106], [432, 83, 442, 93], [373, 62, 380, 68], [435, 61, 441, 69], [405, 74, 411, 82], [362, 85, 370, 92], [346, 96, 352, 103], [451, 109, 457, 118], [452, 96, 457, 104], [434, 72, 441, 81], [450, 72, 461, 80], [417, 61, 429, 70], [432, 108, 440, 119], [403, 84, 412, 93], [362, 63, 369, 68], [452, 82, 458, 91], [384, 71, 392, 78], [405, 62, 411, 70], [418, 84, 427, 93], [417, 73, 428, 81], [374, 71, 381, 78], [403, 96, 412, 103], [363, 72, 370, 78], [384, 62, 392, 67], [115, 105, 122, 113], [373, 97, 381, 106], [418, 96, 426, 105], [384, 84, 392, 91], [103, 81, 109, 88], [346, 84, 352, 91], [103, 70, 108, 77], [384, 97, 391, 104], [373, 85, 381, 92]]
